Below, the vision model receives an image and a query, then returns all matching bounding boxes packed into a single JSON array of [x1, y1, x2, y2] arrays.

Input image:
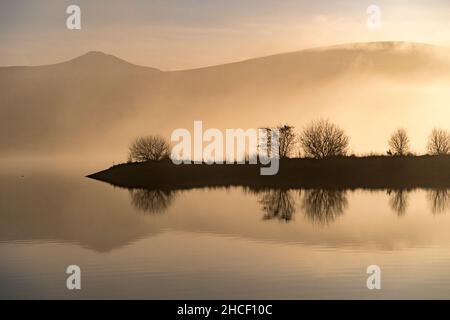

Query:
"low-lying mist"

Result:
[[1, 42, 449, 166]]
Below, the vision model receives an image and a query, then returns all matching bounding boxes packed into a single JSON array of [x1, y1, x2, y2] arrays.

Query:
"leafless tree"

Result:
[[258, 127, 272, 158], [299, 119, 349, 159], [427, 128, 450, 155], [129, 135, 170, 162], [258, 125, 297, 159], [388, 128, 410, 156], [277, 125, 297, 158]]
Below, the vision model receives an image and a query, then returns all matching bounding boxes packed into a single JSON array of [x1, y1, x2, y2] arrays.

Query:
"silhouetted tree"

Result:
[[129, 135, 170, 162], [277, 125, 297, 158], [258, 127, 273, 158], [427, 128, 450, 155], [258, 125, 296, 159], [299, 119, 349, 159], [388, 128, 410, 156]]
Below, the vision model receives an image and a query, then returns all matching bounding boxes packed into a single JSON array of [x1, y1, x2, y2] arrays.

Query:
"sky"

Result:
[[1, 0, 450, 69]]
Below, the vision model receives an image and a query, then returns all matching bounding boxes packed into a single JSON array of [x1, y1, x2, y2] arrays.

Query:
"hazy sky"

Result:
[[1, 0, 450, 69]]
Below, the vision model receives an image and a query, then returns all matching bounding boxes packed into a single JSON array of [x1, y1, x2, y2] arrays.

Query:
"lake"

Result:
[[1, 161, 450, 299]]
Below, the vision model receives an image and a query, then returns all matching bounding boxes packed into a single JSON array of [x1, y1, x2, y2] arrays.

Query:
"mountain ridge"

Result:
[[0, 41, 447, 71], [1, 41, 449, 159]]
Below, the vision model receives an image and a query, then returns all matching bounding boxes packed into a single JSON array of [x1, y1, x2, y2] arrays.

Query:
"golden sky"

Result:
[[1, 0, 450, 69], [1, 1, 450, 159]]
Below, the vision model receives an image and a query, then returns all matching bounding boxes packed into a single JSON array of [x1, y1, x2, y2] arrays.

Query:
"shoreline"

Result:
[[87, 155, 450, 190]]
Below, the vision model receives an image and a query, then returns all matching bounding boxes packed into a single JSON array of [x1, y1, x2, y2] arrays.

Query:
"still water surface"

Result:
[[1, 162, 450, 299]]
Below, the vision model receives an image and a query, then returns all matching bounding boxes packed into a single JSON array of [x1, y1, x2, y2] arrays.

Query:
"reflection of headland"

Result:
[[126, 185, 450, 226], [245, 188, 348, 225], [256, 189, 297, 222], [129, 189, 177, 214], [386, 189, 450, 216], [427, 189, 450, 215], [301, 189, 348, 226], [387, 189, 410, 216]]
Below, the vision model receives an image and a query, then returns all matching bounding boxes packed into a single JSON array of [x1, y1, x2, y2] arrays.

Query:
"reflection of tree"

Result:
[[387, 189, 409, 216], [427, 189, 450, 215], [129, 189, 176, 214], [257, 189, 296, 222], [301, 189, 347, 226]]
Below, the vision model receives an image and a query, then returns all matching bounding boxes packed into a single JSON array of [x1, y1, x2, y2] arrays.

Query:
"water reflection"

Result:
[[129, 189, 177, 214], [301, 189, 348, 226], [125, 186, 450, 224], [387, 189, 410, 216], [257, 189, 297, 222], [247, 188, 348, 225], [427, 189, 450, 215], [5, 167, 450, 299]]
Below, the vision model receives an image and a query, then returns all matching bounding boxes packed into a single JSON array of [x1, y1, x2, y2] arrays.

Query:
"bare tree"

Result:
[[277, 125, 297, 158], [129, 135, 170, 162], [258, 127, 273, 158], [258, 125, 297, 159], [427, 128, 450, 155], [388, 128, 410, 156], [299, 119, 349, 159]]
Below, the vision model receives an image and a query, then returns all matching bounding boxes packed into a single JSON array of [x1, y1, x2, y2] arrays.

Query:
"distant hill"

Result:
[[1, 42, 450, 160]]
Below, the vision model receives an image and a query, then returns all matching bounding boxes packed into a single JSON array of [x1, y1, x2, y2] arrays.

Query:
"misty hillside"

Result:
[[1, 42, 450, 159]]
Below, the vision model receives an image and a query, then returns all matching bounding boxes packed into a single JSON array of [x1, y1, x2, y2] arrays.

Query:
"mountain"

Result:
[[1, 42, 450, 160]]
